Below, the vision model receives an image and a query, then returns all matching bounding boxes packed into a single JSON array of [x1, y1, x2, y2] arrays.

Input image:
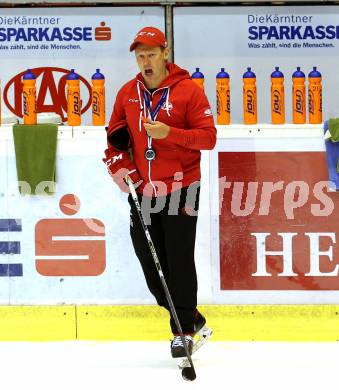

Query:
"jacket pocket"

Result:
[[151, 149, 183, 182]]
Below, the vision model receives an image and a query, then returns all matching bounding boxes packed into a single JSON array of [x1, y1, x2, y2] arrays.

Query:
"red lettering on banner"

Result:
[[3, 67, 92, 122], [218, 151, 339, 290]]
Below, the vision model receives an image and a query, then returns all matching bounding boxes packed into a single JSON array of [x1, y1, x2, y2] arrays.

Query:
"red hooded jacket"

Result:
[[104, 63, 216, 197]]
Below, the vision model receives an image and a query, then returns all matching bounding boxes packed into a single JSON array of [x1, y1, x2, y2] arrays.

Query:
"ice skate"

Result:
[[170, 335, 194, 358], [178, 324, 213, 369], [193, 311, 206, 335]]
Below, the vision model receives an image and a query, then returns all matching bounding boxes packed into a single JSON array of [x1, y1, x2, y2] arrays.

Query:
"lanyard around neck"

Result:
[[143, 89, 168, 121]]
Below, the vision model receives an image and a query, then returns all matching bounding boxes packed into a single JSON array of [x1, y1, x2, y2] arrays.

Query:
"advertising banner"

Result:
[[0, 133, 150, 304], [174, 6, 339, 124], [0, 130, 211, 304], [210, 133, 339, 303], [0, 7, 164, 125]]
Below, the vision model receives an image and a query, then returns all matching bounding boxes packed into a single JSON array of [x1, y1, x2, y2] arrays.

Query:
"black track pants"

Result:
[[128, 185, 200, 334]]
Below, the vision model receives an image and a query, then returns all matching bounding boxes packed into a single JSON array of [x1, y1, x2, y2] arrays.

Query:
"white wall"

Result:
[[0, 126, 212, 304], [174, 6, 339, 124], [0, 7, 164, 125]]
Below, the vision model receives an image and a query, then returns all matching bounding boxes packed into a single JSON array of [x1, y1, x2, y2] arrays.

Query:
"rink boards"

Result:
[[1, 304, 339, 341], [1, 124, 339, 340]]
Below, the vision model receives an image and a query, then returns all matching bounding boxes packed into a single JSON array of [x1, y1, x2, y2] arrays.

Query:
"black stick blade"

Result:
[[182, 366, 196, 381]]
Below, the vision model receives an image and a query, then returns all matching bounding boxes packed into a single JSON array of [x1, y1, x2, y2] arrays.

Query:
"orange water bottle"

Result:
[[292, 67, 306, 124], [271, 67, 285, 124], [91, 69, 105, 126], [191, 68, 204, 90], [22, 69, 37, 125], [216, 68, 230, 125], [66, 69, 81, 126], [308, 67, 322, 124], [243, 67, 257, 124]]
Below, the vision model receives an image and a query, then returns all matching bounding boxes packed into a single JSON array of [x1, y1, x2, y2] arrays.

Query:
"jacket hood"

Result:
[[134, 63, 191, 147], [136, 62, 190, 89]]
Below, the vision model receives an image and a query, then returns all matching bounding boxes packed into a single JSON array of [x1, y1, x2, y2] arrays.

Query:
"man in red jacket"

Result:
[[104, 26, 216, 358]]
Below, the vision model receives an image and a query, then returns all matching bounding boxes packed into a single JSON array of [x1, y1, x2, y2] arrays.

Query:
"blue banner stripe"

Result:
[[0, 219, 22, 232], [0, 264, 23, 277], [0, 242, 21, 254], [0, 220, 9, 231], [8, 219, 22, 232]]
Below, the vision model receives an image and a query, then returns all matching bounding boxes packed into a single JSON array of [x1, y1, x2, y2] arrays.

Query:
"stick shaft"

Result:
[[126, 176, 196, 372]]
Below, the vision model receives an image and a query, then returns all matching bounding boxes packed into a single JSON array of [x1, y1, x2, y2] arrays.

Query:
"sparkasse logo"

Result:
[[95, 22, 111, 41], [0, 20, 111, 42]]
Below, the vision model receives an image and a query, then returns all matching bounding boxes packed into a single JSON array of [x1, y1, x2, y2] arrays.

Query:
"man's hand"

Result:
[[143, 117, 170, 139], [103, 147, 142, 193]]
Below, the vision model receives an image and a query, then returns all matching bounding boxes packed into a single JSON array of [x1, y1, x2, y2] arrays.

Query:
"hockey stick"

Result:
[[125, 175, 196, 381]]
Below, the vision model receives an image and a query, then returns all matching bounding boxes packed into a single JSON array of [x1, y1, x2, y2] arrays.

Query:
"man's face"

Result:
[[135, 44, 169, 86]]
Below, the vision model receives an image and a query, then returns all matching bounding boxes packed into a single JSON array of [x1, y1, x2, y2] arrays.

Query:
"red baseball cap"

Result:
[[130, 26, 167, 52]]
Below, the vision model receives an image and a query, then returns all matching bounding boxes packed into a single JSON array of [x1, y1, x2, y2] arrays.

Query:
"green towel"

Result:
[[13, 124, 57, 195], [328, 118, 339, 173], [329, 118, 339, 142]]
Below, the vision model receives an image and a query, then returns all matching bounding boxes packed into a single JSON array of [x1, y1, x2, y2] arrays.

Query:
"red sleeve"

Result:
[[104, 86, 142, 188], [107, 87, 127, 138], [165, 85, 216, 150]]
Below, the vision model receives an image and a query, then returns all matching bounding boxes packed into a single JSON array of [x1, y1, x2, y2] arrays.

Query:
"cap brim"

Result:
[[129, 37, 164, 52]]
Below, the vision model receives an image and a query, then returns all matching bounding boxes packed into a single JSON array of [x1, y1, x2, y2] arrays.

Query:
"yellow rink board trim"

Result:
[[0, 305, 339, 341], [77, 305, 339, 342], [0, 306, 76, 341]]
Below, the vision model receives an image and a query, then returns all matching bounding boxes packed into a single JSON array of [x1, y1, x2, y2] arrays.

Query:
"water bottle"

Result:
[[191, 68, 205, 90], [271, 67, 285, 125], [292, 67, 306, 124], [216, 68, 230, 125], [308, 67, 322, 124], [243, 67, 257, 125], [22, 69, 37, 125], [92, 69, 105, 126], [66, 69, 81, 126]]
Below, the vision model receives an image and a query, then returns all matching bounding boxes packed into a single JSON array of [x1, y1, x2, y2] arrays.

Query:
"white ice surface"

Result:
[[0, 341, 338, 390]]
